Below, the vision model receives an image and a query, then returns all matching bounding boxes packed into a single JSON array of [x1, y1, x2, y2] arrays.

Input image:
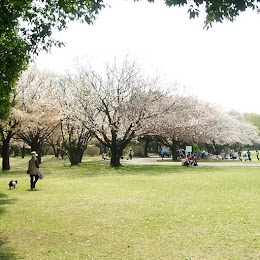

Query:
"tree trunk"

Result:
[[110, 145, 124, 167], [68, 146, 85, 165], [51, 143, 59, 157], [170, 141, 178, 161], [30, 140, 41, 163], [143, 138, 150, 157], [2, 139, 10, 170], [172, 149, 178, 161], [61, 149, 65, 159], [56, 148, 60, 158], [110, 151, 121, 167], [21, 145, 26, 159]]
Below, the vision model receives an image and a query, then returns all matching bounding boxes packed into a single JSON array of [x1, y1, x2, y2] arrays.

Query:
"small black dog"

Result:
[[9, 180, 18, 189]]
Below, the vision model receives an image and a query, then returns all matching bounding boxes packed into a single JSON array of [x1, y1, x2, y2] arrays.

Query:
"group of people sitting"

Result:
[[182, 154, 198, 167]]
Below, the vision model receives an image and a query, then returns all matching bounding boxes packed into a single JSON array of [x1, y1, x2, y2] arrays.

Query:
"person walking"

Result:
[[256, 149, 259, 161], [247, 150, 252, 161], [27, 151, 40, 190]]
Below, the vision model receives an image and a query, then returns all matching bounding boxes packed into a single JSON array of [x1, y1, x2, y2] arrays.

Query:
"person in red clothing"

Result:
[[188, 154, 198, 166], [192, 155, 198, 166], [187, 153, 193, 164], [27, 151, 40, 189]]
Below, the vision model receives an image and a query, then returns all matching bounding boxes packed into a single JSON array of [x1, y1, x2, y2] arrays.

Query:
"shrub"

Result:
[[85, 146, 100, 156]]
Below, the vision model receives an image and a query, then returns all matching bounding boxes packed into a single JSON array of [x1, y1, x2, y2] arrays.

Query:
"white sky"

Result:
[[36, 0, 260, 114]]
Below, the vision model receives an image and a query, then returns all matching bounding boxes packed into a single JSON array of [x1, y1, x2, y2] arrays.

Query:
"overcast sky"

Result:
[[36, 0, 260, 114]]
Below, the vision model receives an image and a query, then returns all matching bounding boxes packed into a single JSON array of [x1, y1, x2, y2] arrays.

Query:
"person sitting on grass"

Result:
[[189, 155, 198, 166], [182, 154, 198, 167], [182, 157, 190, 166], [193, 155, 198, 166]]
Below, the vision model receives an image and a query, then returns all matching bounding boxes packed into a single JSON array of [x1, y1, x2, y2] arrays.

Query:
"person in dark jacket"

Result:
[[27, 151, 40, 190]]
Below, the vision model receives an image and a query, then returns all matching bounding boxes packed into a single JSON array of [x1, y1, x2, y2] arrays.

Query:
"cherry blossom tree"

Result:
[[153, 97, 260, 159], [191, 105, 260, 154], [60, 116, 92, 165], [72, 59, 176, 167], [0, 66, 59, 169], [149, 96, 206, 159], [225, 110, 260, 146], [15, 66, 60, 162], [54, 74, 92, 165], [17, 103, 60, 163]]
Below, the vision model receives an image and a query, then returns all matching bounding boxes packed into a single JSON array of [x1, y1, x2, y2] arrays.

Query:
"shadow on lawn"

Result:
[[0, 193, 17, 214], [57, 160, 187, 177], [0, 193, 20, 260], [0, 238, 19, 260], [111, 164, 183, 175]]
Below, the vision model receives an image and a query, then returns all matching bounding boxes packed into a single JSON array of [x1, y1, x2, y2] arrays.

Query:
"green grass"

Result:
[[1, 156, 260, 259]]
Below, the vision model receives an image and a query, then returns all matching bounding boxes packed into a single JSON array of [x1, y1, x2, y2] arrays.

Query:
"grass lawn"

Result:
[[0, 156, 260, 259]]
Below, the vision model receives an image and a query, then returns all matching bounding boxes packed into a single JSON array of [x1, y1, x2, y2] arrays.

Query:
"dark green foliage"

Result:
[[139, 0, 259, 27], [0, 0, 105, 120], [205, 0, 258, 24], [0, 30, 29, 120], [0, 0, 105, 54]]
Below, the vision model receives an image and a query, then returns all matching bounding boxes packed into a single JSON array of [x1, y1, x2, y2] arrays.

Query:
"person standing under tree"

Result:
[[128, 147, 134, 160], [237, 150, 242, 161], [27, 151, 40, 190], [256, 149, 259, 161]]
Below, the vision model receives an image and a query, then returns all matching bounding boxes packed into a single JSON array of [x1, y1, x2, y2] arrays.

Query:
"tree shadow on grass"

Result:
[[54, 160, 185, 178], [111, 164, 182, 175], [0, 193, 21, 260], [0, 237, 21, 260], [0, 193, 17, 214]]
